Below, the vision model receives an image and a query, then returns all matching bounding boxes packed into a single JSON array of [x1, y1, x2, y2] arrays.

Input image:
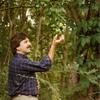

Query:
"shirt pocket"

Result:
[[14, 74, 25, 86]]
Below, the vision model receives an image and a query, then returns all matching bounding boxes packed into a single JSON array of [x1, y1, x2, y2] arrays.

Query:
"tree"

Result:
[[0, 0, 100, 100]]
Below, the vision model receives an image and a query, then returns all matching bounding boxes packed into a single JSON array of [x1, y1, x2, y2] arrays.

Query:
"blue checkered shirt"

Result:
[[8, 53, 52, 97]]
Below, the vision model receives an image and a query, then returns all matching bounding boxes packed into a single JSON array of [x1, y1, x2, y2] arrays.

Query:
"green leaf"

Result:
[[95, 59, 100, 68], [80, 36, 90, 47], [95, 34, 100, 43], [87, 75, 98, 85], [86, 69, 97, 75]]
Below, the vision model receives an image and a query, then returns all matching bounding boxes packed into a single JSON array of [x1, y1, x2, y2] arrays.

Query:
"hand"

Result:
[[52, 34, 65, 46], [48, 34, 65, 61]]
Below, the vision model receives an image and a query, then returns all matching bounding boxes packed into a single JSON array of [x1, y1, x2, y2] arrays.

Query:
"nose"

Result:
[[28, 41, 32, 47]]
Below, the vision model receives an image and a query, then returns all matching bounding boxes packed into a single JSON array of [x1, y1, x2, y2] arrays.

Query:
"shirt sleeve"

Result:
[[19, 55, 52, 72]]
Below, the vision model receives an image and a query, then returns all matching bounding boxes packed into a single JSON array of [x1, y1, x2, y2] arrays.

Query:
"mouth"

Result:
[[27, 46, 32, 50], [27, 45, 31, 48]]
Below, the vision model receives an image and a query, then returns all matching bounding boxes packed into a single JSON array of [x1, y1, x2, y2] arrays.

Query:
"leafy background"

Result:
[[0, 0, 100, 100]]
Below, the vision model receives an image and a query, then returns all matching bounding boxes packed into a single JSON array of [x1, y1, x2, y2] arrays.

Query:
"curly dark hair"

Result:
[[10, 32, 28, 55]]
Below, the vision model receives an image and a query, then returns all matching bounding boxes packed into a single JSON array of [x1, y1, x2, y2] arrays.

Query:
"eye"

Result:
[[23, 38, 30, 43], [24, 40, 28, 43]]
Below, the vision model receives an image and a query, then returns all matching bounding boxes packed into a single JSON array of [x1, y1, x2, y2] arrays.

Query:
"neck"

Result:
[[16, 51, 26, 55]]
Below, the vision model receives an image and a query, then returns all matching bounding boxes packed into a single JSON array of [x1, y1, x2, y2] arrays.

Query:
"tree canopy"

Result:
[[0, 0, 100, 100]]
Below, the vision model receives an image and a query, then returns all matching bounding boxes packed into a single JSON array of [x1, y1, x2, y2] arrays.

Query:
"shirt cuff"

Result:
[[43, 55, 52, 66]]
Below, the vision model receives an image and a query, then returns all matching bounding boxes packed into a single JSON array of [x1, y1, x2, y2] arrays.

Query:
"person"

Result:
[[8, 32, 64, 100]]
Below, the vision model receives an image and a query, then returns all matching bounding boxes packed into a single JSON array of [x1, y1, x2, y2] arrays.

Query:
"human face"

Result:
[[16, 37, 32, 55]]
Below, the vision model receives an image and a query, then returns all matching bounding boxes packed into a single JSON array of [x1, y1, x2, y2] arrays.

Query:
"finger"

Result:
[[54, 34, 58, 39], [59, 35, 64, 40], [61, 35, 65, 40], [60, 35, 65, 43]]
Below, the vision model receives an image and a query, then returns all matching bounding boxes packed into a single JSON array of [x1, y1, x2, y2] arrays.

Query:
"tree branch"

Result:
[[0, 0, 5, 7], [0, 5, 35, 11], [67, 2, 81, 24]]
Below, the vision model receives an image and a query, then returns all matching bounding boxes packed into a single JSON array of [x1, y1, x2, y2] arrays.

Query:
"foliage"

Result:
[[0, 0, 100, 100]]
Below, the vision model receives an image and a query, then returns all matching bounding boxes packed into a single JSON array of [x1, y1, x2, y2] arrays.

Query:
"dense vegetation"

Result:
[[0, 0, 100, 100]]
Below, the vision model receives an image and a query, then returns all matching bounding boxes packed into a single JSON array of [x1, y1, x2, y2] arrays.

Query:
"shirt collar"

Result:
[[15, 53, 28, 58]]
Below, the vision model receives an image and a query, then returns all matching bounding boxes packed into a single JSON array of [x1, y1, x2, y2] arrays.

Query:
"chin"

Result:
[[26, 51, 31, 54], [24, 52, 29, 55]]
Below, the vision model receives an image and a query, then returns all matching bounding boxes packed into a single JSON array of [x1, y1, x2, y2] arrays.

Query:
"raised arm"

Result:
[[48, 34, 65, 62]]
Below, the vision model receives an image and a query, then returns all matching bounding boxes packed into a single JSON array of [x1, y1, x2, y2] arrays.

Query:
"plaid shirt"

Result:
[[8, 53, 52, 97]]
